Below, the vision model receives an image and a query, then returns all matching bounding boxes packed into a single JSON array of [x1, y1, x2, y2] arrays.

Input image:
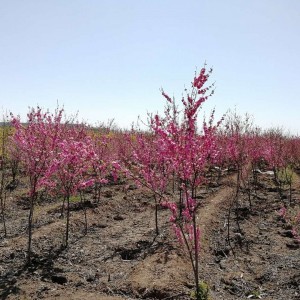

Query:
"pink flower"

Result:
[[172, 224, 183, 244], [278, 207, 287, 219]]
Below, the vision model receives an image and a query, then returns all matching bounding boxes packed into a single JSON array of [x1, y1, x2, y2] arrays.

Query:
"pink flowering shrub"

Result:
[[278, 205, 300, 243], [42, 124, 97, 247], [151, 66, 221, 299], [11, 106, 64, 262], [10, 107, 103, 252], [125, 131, 173, 235], [90, 132, 110, 202]]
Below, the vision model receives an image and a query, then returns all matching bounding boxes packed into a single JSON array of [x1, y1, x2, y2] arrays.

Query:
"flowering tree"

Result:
[[263, 128, 292, 200], [217, 112, 257, 250], [125, 131, 173, 235], [278, 206, 300, 243], [0, 115, 11, 237], [284, 137, 300, 204], [263, 129, 285, 182], [90, 131, 112, 203], [151, 66, 221, 299], [11, 106, 64, 263], [247, 127, 264, 196], [43, 124, 96, 247]]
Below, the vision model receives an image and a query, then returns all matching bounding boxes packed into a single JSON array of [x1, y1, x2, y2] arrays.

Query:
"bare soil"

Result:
[[0, 171, 299, 300]]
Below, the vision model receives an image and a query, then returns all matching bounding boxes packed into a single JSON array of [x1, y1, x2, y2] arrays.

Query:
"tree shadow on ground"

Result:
[[0, 244, 66, 299]]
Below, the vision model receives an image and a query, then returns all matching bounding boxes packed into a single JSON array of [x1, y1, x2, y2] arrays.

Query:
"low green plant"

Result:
[[277, 165, 294, 186], [247, 289, 262, 299], [69, 195, 81, 203], [277, 165, 294, 203], [190, 281, 210, 300]]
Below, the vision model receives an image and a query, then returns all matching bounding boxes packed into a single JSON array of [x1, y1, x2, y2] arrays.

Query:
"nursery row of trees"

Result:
[[1, 66, 300, 299]]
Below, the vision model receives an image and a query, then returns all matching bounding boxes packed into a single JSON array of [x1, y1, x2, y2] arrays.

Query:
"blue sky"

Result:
[[1, 0, 299, 133]]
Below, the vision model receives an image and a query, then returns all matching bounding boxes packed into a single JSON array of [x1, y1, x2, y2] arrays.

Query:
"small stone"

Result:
[[219, 260, 227, 270]]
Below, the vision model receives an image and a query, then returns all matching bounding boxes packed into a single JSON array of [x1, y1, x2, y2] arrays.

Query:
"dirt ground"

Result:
[[0, 171, 299, 300]]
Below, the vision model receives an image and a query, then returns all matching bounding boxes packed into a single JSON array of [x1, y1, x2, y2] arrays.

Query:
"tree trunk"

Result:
[[0, 195, 7, 237], [193, 215, 200, 299], [65, 195, 70, 248], [80, 191, 88, 235], [27, 197, 34, 264], [154, 195, 159, 235]]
